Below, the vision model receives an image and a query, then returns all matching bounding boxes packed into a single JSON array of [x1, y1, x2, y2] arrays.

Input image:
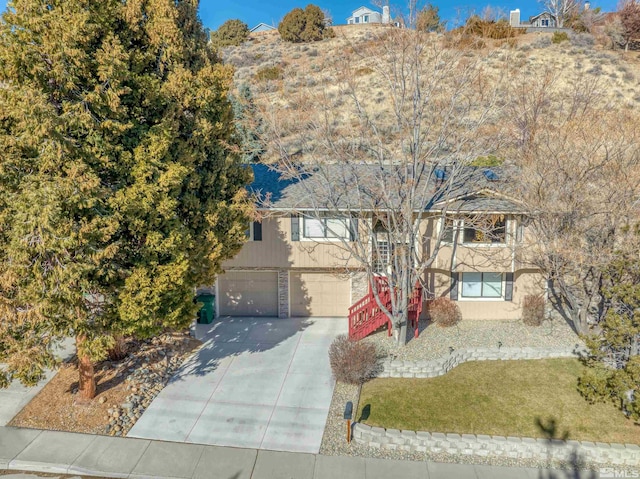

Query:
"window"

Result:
[[245, 221, 262, 241], [303, 216, 350, 239], [441, 217, 456, 243], [363, 15, 369, 22], [373, 239, 389, 274], [541, 19, 549, 26], [463, 216, 506, 244], [355, 17, 360, 23], [461, 272, 503, 298]]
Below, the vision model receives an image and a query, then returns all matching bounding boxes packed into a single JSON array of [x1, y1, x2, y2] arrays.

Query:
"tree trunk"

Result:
[[395, 312, 408, 346], [108, 335, 127, 361], [76, 335, 96, 401]]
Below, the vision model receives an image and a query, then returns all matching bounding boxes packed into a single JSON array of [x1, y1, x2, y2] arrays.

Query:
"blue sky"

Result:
[[0, 0, 619, 30]]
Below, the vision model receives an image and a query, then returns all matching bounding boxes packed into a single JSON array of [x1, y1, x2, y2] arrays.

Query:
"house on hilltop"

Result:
[[250, 23, 276, 33], [347, 5, 391, 25], [509, 8, 558, 28]]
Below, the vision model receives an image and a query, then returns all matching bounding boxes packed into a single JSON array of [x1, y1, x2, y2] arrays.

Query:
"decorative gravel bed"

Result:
[[362, 318, 582, 362]]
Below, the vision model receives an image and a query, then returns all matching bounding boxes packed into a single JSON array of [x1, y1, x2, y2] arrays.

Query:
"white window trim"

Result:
[[439, 217, 511, 247], [464, 218, 511, 248], [458, 272, 506, 302], [438, 217, 462, 245], [246, 221, 255, 241], [300, 216, 351, 242]]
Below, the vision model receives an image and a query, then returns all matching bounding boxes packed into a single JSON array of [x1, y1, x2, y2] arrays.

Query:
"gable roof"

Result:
[[248, 163, 524, 214], [529, 12, 556, 22], [349, 6, 378, 16], [250, 23, 276, 33]]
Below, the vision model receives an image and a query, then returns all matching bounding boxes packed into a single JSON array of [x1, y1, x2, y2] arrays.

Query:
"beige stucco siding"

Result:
[[290, 272, 351, 317], [218, 271, 278, 317], [428, 268, 545, 321]]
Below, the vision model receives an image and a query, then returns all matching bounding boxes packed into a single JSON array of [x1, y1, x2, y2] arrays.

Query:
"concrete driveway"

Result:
[[129, 316, 347, 454]]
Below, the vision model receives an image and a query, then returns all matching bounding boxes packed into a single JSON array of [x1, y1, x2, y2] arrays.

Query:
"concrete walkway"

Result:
[[129, 317, 346, 454], [0, 338, 75, 426], [0, 427, 603, 479]]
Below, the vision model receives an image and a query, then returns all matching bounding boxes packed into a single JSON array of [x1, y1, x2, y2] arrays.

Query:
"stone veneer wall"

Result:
[[353, 424, 640, 466], [352, 345, 640, 466], [379, 346, 585, 379], [351, 272, 369, 304], [278, 270, 289, 318]]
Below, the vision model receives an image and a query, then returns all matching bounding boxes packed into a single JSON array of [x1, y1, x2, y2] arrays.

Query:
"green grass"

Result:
[[358, 359, 640, 444]]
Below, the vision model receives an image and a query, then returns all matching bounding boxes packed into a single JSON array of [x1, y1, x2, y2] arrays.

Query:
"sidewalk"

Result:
[[0, 426, 603, 479]]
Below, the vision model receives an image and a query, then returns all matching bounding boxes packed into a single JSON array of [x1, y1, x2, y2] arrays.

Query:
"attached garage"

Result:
[[290, 272, 351, 317], [218, 271, 278, 317]]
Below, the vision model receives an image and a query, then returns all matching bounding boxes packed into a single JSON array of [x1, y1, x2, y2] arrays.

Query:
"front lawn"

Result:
[[357, 358, 639, 445]]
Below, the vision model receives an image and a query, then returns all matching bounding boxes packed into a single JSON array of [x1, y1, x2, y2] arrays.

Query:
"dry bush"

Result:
[[255, 65, 283, 81], [328, 335, 380, 384], [427, 297, 462, 327], [552, 31, 570, 44], [570, 33, 595, 48], [522, 295, 546, 326], [443, 32, 486, 50], [461, 17, 522, 39], [531, 36, 552, 48]]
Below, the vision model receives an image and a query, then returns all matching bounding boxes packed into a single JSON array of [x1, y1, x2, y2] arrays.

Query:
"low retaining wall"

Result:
[[352, 424, 640, 466], [378, 346, 585, 379]]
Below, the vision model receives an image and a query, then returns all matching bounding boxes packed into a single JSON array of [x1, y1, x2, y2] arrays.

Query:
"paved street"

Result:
[[128, 316, 347, 453]]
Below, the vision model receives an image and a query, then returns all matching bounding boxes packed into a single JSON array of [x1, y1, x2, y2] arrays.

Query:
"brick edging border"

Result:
[[352, 423, 640, 466], [378, 345, 586, 379]]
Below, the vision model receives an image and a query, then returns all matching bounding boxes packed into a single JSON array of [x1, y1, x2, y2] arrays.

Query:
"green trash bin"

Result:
[[196, 294, 215, 324]]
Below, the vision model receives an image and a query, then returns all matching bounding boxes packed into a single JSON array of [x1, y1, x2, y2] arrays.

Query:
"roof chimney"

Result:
[[382, 5, 390, 24], [509, 9, 521, 28]]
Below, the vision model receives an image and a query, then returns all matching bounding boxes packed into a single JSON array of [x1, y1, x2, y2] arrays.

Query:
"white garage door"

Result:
[[290, 272, 351, 317], [218, 271, 278, 317]]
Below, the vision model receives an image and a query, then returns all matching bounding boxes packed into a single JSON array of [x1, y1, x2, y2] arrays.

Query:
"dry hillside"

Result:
[[222, 25, 640, 163]]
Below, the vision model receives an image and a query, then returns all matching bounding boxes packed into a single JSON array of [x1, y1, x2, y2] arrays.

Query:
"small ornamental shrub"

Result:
[[552, 31, 570, 44], [427, 297, 462, 327], [522, 295, 546, 326], [329, 335, 380, 384]]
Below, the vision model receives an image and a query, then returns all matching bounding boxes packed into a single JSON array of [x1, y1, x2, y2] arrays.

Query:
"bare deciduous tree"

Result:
[[506, 67, 640, 334], [618, 0, 640, 50], [259, 29, 507, 344], [540, 0, 582, 27]]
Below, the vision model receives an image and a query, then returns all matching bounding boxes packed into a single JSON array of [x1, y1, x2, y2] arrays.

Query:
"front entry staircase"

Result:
[[348, 276, 423, 341]]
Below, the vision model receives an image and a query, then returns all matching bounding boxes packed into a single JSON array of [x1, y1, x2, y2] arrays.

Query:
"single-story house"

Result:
[[347, 6, 390, 25], [528, 12, 557, 28], [214, 163, 544, 325]]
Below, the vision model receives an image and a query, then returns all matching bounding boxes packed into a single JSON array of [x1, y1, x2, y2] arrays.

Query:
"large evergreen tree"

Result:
[[0, 0, 252, 400]]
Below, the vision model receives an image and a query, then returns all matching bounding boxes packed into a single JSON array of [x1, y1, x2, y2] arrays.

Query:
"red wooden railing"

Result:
[[348, 276, 423, 341]]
